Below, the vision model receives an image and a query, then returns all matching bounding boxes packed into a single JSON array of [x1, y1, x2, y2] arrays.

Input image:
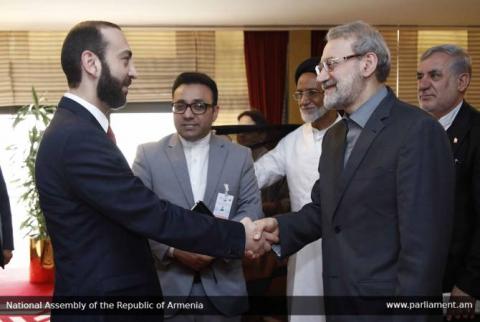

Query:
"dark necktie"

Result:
[[337, 118, 349, 169], [107, 125, 117, 145]]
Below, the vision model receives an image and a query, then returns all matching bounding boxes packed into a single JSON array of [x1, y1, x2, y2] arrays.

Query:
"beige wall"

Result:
[[287, 30, 311, 124]]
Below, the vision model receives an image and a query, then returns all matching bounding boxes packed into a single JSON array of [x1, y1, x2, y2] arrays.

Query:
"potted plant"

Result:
[[11, 87, 56, 283]]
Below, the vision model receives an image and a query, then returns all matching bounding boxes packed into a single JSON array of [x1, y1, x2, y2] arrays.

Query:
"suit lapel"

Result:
[[203, 135, 228, 207], [166, 134, 195, 207], [333, 93, 392, 217], [447, 102, 471, 156], [329, 121, 348, 190]]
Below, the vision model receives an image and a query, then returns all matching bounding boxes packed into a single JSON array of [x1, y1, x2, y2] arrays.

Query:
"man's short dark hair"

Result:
[[61, 21, 121, 89], [294, 57, 320, 84], [237, 109, 268, 126], [172, 72, 218, 106]]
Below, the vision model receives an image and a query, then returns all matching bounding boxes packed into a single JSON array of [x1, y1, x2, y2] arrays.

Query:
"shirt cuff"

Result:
[[272, 244, 281, 257]]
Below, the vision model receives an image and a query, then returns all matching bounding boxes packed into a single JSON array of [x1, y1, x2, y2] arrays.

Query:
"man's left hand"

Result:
[[446, 285, 477, 320], [3, 249, 13, 266]]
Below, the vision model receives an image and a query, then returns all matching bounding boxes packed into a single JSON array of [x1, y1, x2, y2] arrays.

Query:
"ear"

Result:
[[457, 73, 470, 93], [360, 52, 378, 78], [212, 105, 220, 123], [80, 50, 101, 79]]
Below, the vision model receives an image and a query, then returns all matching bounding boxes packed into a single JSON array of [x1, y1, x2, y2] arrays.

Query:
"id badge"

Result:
[[213, 184, 234, 219]]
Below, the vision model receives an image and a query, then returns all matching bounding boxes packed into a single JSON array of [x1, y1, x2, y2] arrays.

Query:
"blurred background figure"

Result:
[[237, 109, 289, 322], [0, 165, 14, 268], [237, 109, 269, 160]]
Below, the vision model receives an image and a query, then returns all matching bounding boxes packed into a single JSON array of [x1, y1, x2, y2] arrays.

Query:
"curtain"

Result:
[[311, 30, 328, 57], [244, 31, 288, 124]]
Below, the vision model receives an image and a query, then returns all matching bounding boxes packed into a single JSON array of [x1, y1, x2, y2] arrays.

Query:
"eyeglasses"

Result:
[[315, 54, 363, 75], [172, 102, 213, 115], [292, 89, 322, 101]]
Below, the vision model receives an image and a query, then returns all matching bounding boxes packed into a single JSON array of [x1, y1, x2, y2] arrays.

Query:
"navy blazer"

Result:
[[443, 101, 480, 298], [0, 166, 14, 251], [277, 89, 455, 321], [35, 97, 245, 321]]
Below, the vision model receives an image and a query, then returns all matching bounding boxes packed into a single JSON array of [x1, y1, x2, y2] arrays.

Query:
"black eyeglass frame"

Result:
[[172, 102, 213, 115]]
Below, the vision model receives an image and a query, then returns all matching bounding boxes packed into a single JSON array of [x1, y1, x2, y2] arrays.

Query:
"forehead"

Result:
[[100, 27, 130, 54], [173, 83, 213, 101], [297, 72, 319, 89], [322, 37, 355, 59], [418, 52, 452, 71], [238, 115, 255, 125]]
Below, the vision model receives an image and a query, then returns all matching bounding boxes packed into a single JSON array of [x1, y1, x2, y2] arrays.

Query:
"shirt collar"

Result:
[[64, 92, 109, 133], [347, 86, 388, 128], [178, 132, 212, 149], [438, 101, 462, 130], [307, 114, 343, 141]]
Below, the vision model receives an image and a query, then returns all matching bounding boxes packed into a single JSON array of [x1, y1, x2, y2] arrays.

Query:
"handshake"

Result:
[[240, 217, 279, 259]]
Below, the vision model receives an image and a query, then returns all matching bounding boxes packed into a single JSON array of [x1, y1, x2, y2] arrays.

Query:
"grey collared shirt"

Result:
[[343, 86, 388, 167]]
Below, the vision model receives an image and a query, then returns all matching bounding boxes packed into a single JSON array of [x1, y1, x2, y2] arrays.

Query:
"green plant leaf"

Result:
[[11, 87, 56, 239]]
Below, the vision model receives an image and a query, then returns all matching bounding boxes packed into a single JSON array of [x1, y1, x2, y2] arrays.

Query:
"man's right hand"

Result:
[[242, 217, 279, 259], [254, 218, 279, 244], [172, 249, 214, 271]]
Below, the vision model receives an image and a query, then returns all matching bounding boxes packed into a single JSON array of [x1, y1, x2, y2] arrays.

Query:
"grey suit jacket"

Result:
[[133, 133, 262, 316], [277, 90, 455, 322]]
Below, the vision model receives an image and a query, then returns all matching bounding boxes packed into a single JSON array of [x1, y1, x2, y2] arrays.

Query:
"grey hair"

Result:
[[326, 20, 391, 82], [420, 44, 472, 77]]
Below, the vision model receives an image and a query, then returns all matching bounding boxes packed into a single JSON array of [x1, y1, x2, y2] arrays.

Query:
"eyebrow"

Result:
[[417, 68, 442, 74], [119, 49, 132, 58]]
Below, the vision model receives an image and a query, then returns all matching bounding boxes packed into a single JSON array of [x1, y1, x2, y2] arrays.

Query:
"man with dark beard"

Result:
[[34, 21, 273, 322], [254, 21, 455, 322]]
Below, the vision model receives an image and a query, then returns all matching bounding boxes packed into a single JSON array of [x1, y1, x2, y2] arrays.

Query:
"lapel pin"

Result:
[[453, 137, 458, 144]]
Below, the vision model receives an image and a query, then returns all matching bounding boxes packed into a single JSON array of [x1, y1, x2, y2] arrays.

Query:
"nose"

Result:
[[316, 65, 329, 84], [417, 75, 430, 91], [299, 93, 310, 106], [183, 105, 195, 118], [129, 61, 138, 79]]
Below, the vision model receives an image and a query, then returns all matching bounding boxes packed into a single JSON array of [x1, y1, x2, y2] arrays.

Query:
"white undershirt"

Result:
[[64, 92, 109, 133], [178, 132, 211, 203]]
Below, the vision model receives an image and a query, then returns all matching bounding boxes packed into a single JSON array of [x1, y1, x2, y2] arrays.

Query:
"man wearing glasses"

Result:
[[255, 21, 455, 321], [133, 72, 262, 321], [254, 57, 339, 322]]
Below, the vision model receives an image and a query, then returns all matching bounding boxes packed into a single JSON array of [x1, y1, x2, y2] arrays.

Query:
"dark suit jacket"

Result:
[[35, 97, 245, 321], [443, 101, 480, 298], [276, 89, 455, 321], [0, 165, 14, 253]]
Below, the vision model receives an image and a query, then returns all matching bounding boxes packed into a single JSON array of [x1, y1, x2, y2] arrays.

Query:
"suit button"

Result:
[[334, 226, 341, 234]]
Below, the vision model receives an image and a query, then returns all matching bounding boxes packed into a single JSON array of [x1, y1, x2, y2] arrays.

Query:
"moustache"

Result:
[[123, 77, 132, 87], [321, 80, 337, 91]]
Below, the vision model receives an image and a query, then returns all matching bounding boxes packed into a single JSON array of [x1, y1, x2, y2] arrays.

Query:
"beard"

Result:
[[300, 105, 327, 123], [323, 70, 365, 111], [97, 60, 131, 110]]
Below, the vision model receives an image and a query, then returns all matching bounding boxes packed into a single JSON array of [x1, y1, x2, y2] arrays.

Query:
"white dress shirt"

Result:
[[178, 133, 211, 203], [438, 101, 462, 130], [255, 115, 340, 322], [64, 92, 109, 133]]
